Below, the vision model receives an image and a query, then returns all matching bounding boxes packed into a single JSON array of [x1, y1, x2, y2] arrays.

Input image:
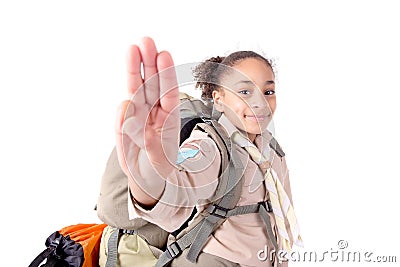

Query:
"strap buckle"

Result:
[[166, 242, 182, 259], [121, 229, 135, 235], [49, 236, 61, 249], [208, 204, 230, 219], [258, 200, 273, 212]]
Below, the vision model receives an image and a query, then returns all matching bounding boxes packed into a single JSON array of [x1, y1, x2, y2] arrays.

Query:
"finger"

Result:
[[157, 51, 179, 113], [127, 45, 145, 103], [139, 37, 160, 105], [115, 100, 132, 174], [115, 100, 132, 136]]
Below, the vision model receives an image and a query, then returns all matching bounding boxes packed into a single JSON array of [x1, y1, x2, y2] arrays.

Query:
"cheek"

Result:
[[223, 95, 248, 115], [230, 101, 249, 117], [268, 98, 277, 114]]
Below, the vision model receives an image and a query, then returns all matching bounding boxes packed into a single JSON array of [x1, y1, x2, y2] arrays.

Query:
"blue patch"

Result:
[[176, 149, 200, 164]]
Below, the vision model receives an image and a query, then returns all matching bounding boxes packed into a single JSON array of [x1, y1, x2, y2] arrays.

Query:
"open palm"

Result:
[[115, 37, 180, 205]]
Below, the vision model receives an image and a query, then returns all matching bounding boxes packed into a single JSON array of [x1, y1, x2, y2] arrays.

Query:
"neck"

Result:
[[247, 133, 256, 143]]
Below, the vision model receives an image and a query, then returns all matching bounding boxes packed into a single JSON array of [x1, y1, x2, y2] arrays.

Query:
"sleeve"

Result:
[[128, 129, 221, 232], [97, 147, 148, 229]]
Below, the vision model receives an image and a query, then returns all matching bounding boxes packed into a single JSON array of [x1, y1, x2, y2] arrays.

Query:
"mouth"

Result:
[[244, 115, 269, 121]]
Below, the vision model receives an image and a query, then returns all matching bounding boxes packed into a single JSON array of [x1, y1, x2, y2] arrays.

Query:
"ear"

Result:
[[212, 90, 224, 112]]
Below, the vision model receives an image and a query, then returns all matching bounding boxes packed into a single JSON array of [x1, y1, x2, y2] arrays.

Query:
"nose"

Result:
[[249, 89, 269, 110]]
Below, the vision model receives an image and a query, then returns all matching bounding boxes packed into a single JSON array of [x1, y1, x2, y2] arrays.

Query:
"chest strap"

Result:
[[155, 200, 277, 267], [156, 121, 279, 266], [206, 200, 278, 251]]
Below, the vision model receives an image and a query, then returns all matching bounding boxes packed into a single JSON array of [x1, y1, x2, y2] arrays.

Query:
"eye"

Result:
[[265, 90, 275, 96], [238, 89, 251, 95]]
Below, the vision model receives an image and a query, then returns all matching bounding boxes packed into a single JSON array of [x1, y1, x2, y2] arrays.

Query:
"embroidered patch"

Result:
[[176, 149, 200, 164]]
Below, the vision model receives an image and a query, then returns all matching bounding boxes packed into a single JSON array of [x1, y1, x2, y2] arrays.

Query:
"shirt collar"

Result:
[[218, 114, 240, 138]]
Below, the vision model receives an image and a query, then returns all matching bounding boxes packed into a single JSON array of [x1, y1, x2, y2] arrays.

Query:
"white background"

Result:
[[1, 0, 399, 266]]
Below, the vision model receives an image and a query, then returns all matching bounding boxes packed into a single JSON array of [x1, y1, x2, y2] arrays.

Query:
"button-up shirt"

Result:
[[128, 114, 293, 266]]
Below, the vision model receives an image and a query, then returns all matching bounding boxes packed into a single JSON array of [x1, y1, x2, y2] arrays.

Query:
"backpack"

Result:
[[29, 92, 284, 267], [29, 223, 107, 267], [97, 92, 285, 267], [28, 92, 213, 267], [95, 92, 230, 267]]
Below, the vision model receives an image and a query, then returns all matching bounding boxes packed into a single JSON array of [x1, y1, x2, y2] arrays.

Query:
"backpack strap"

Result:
[[156, 202, 278, 267], [185, 121, 245, 263], [156, 121, 281, 267], [269, 136, 285, 157], [218, 200, 278, 251], [196, 122, 281, 250], [155, 120, 244, 267], [197, 121, 244, 207], [28, 236, 61, 267], [105, 228, 121, 267], [105, 228, 136, 267]]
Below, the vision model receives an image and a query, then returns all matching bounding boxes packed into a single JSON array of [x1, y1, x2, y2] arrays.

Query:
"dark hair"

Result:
[[193, 51, 274, 101]]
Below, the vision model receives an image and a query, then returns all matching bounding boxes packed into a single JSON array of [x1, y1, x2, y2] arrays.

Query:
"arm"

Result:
[[128, 129, 221, 232]]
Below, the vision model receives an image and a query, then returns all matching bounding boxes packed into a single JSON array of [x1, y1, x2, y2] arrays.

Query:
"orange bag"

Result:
[[29, 223, 107, 267]]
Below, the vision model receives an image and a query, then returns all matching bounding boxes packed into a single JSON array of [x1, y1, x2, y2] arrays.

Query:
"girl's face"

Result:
[[212, 58, 276, 141]]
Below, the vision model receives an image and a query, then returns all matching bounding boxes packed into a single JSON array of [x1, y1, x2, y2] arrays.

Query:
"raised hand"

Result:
[[115, 37, 180, 206]]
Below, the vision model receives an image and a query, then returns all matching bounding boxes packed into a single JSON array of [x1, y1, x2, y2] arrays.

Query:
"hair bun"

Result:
[[193, 56, 225, 101], [206, 56, 224, 64]]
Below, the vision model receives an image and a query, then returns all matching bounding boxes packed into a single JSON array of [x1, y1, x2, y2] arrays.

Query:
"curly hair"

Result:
[[192, 51, 274, 101]]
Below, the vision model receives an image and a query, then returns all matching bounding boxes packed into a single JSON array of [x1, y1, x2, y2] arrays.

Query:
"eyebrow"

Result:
[[234, 80, 275, 86]]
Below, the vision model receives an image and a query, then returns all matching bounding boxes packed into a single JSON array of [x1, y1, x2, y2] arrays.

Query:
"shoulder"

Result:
[[177, 129, 221, 167]]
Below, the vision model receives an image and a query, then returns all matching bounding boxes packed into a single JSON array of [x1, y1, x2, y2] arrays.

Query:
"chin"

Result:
[[243, 128, 262, 137], [245, 124, 263, 134]]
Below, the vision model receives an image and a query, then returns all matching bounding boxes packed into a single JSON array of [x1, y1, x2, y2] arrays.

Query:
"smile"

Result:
[[245, 115, 268, 121]]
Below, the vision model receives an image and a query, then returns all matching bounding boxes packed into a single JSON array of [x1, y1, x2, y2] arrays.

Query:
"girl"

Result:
[[116, 37, 301, 266]]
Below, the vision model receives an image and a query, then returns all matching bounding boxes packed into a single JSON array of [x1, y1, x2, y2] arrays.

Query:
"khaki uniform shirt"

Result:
[[128, 114, 294, 266]]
